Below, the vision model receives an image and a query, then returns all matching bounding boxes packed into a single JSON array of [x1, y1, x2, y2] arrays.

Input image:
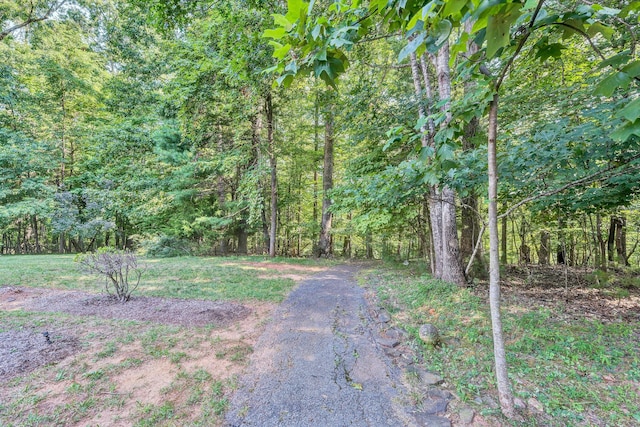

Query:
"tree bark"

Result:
[[538, 230, 550, 265], [317, 107, 334, 257], [432, 42, 466, 285], [460, 20, 481, 266], [487, 94, 515, 417], [265, 92, 277, 257]]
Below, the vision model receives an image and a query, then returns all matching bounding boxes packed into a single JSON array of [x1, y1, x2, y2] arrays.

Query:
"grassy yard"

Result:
[[364, 263, 640, 426], [0, 254, 330, 426], [0, 254, 332, 302]]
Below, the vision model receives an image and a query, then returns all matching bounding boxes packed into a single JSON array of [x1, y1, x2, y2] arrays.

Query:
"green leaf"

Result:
[[311, 24, 322, 40], [617, 98, 640, 122], [272, 43, 292, 60], [433, 19, 452, 48], [598, 51, 631, 69], [485, 4, 522, 59], [587, 22, 614, 40], [272, 13, 292, 30], [442, 0, 466, 17], [622, 61, 640, 78], [621, 2, 640, 18], [398, 33, 425, 62], [535, 42, 566, 62], [611, 119, 640, 142], [560, 19, 585, 39], [594, 71, 632, 97], [263, 27, 287, 40], [276, 73, 294, 87], [286, 0, 308, 22]]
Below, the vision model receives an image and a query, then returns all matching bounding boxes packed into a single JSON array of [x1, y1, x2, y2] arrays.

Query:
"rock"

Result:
[[384, 327, 404, 340], [406, 366, 444, 385], [413, 413, 451, 427], [459, 407, 475, 424], [473, 397, 483, 405], [419, 324, 440, 346], [422, 372, 444, 386], [527, 397, 544, 413], [377, 311, 391, 323], [421, 397, 449, 414], [428, 389, 453, 399], [377, 337, 400, 348]]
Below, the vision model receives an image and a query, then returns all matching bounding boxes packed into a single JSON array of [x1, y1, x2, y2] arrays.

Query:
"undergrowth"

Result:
[[365, 263, 640, 426]]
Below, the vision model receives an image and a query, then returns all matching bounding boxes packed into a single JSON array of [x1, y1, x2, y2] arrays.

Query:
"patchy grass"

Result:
[[0, 255, 331, 302], [364, 264, 640, 426], [0, 255, 329, 426]]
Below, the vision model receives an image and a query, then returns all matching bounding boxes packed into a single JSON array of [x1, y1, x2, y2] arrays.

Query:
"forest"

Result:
[[1, 0, 640, 424], [1, 0, 639, 274]]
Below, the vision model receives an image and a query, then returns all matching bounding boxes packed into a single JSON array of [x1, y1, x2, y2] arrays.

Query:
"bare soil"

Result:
[[488, 265, 640, 323]]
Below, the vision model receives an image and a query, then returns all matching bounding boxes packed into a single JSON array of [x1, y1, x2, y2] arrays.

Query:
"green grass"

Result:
[[0, 254, 331, 302], [365, 265, 640, 427], [0, 255, 331, 426]]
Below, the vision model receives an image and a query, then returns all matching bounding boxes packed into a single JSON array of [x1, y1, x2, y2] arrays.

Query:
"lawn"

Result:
[[0, 254, 332, 302], [0, 254, 329, 426]]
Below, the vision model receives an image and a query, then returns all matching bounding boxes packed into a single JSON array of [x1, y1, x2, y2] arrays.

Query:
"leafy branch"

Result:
[[0, 0, 67, 41]]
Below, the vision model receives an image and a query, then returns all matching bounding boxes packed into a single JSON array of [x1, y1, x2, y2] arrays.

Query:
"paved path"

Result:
[[225, 265, 449, 427]]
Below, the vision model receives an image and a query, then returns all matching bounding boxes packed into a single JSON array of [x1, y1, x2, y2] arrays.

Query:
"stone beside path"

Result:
[[225, 264, 452, 427]]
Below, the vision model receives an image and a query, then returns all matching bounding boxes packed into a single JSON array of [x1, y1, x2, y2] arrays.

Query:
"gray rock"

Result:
[[412, 413, 451, 427], [377, 310, 391, 323], [377, 337, 400, 348], [473, 397, 483, 405], [422, 372, 444, 386], [459, 407, 475, 424], [384, 327, 404, 340], [421, 397, 449, 414], [419, 324, 440, 346], [428, 389, 453, 399]]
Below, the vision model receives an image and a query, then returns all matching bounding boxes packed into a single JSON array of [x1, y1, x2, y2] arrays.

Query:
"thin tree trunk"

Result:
[[488, 94, 515, 417], [596, 213, 606, 269], [318, 107, 334, 257], [266, 93, 277, 258], [538, 230, 550, 265], [501, 216, 508, 264]]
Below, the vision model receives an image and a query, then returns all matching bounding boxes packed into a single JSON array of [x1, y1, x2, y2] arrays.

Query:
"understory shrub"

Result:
[[140, 235, 192, 257], [76, 247, 144, 302]]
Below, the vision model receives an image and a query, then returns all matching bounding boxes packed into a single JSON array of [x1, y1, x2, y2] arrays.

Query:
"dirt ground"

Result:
[[488, 265, 640, 323]]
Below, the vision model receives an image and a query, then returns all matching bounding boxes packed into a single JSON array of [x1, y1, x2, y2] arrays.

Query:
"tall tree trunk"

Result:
[[217, 129, 228, 256], [558, 216, 566, 265], [596, 213, 606, 269], [32, 215, 40, 254], [432, 42, 465, 285], [317, 107, 334, 257], [500, 216, 508, 264], [538, 230, 550, 265], [460, 20, 481, 266], [487, 94, 515, 417], [610, 216, 629, 265], [236, 222, 248, 255], [266, 92, 277, 258]]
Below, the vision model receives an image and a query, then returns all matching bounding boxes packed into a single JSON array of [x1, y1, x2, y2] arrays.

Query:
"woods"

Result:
[[1, 0, 639, 418]]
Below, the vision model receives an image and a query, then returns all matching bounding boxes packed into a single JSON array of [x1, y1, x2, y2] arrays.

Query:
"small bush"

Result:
[[140, 235, 192, 258], [77, 248, 144, 302]]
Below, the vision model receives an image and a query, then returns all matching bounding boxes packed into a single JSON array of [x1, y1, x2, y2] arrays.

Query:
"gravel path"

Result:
[[225, 264, 431, 427]]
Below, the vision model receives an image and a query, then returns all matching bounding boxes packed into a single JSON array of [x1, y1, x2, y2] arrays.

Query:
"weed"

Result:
[[97, 342, 118, 359]]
